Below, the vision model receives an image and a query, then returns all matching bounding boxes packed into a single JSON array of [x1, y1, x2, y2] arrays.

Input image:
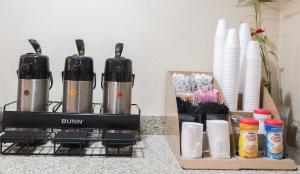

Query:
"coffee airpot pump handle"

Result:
[[28, 39, 42, 54], [76, 39, 85, 56], [115, 43, 123, 57], [48, 71, 53, 89], [101, 73, 104, 89]]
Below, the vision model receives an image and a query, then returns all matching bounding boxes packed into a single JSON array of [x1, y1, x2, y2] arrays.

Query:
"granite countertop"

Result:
[[0, 135, 299, 174]]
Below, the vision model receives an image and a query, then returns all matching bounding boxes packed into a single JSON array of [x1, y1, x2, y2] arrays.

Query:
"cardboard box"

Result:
[[164, 71, 297, 170]]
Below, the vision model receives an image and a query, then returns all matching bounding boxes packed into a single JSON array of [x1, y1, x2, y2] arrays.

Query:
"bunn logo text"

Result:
[[61, 119, 83, 125]]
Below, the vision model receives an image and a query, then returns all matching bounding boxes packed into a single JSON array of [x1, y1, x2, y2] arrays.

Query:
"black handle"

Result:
[[61, 71, 64, 82], [132, 74, 135, 88], [76, 39, 85, 56], [101, 73, 104, 89], [49, 72, 53, 89], [28, 39, 42, 54], [93, 73, 97, 89], [115, 43, 123, 57]]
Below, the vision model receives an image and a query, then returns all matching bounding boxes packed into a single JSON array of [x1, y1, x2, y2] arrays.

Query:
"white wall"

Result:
[[279, 0, 300, 125], [0, 0, 279, 116]]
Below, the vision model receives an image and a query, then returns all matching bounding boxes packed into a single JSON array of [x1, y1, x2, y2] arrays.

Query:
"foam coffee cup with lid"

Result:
[[181, 122, 204, 159], [253, 109, 272, 134]]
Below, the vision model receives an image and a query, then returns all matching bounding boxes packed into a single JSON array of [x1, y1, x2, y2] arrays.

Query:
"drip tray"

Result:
[[102, 132, 136, 148], [102, 132, 136, 156], [53, 131, 89, 144], [0, 131, 48, 144], [53, 131, 90, 155]]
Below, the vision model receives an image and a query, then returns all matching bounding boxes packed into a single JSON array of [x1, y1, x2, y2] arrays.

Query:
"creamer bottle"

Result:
[[264, 119, 284, 159], [239, 118, 259, 158]]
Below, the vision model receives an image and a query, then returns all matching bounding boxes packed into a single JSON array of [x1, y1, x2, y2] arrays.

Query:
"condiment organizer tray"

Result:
[[164, 70, 297, 170]]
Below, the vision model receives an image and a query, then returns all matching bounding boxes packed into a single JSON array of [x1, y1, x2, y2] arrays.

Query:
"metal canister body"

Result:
[[62, 80, 93, 113], [17, 79, 49, 112], [103, 81, 132, 114], [101, 43, 134, 142]]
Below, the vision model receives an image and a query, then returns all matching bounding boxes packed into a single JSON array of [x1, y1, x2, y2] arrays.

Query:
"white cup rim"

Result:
[[206, 120, 228, 124], [182, 122, 203, 128]]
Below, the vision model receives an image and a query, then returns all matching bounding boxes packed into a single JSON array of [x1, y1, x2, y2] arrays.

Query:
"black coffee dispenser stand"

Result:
[[0, 101, 141, 156]]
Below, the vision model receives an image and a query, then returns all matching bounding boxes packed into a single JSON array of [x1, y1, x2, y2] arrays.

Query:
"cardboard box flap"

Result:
[[238, 157, 297, 170]]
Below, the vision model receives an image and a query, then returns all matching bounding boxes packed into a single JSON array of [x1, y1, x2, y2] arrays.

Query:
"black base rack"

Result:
[[0, 101, 141, 157]]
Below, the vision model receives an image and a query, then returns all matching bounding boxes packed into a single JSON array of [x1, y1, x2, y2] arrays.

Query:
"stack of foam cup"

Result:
[[213, 19, 228, 87], [222, 28, 240, 111], [238, 23, 252, 95], [206, 120, 231, 159], [243, 41, 262, 112]]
